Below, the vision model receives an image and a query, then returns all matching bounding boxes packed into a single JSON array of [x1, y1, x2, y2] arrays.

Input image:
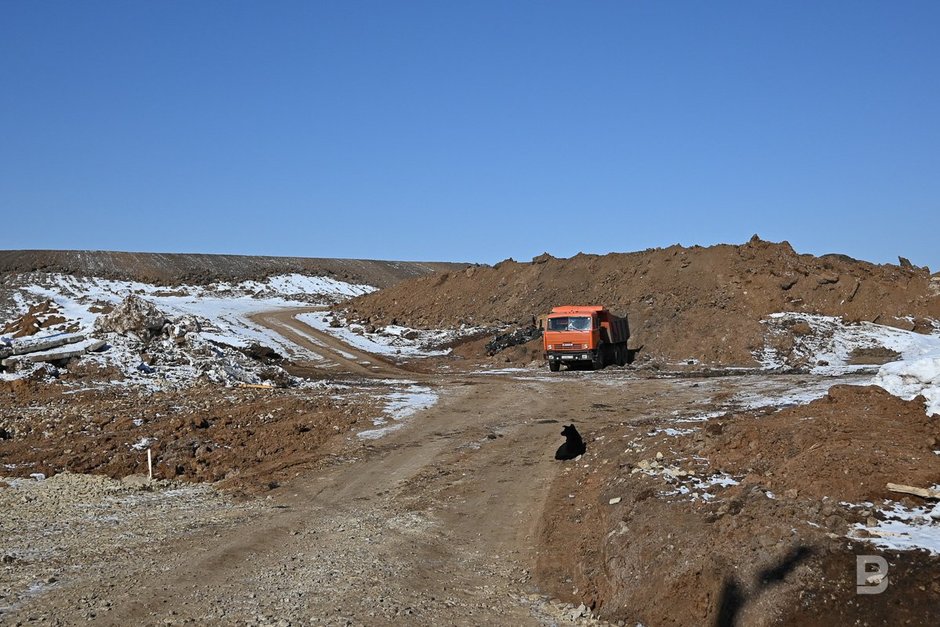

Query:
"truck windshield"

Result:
[[547, 316, 592, 331]]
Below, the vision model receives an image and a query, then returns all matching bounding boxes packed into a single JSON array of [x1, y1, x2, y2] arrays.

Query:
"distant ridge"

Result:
[[0, 250, 467, 288]]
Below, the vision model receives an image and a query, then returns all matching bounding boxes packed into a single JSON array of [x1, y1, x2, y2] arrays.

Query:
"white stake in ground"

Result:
[[147, 448, 153, 481]]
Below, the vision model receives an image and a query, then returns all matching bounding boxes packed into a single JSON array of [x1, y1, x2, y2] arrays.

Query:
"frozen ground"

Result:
[[296, 311, 480, 359], [357, 384, 439, 440], [874, 353, 940, 416], [848, 497, 940, 556], [757, 312, 940, 417], [0, 273, 376, 386]]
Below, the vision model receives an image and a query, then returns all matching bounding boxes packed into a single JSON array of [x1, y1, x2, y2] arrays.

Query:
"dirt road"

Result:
[[251, 308, 418, 379], [1, 313, 852, 626]]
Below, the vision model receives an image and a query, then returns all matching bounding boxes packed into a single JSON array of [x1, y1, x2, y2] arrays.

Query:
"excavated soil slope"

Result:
[[0, 250, 466, 287], [537, 384, 940, 626], [347, 237, 940, 365]]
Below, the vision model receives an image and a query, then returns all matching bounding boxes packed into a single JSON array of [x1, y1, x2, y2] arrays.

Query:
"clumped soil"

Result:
[[0, 377, 375, 493], [536, 385, 940, 626], [703, 385, 939, 502], [0, 300, 74, 338], [347, 237, 940, 365]]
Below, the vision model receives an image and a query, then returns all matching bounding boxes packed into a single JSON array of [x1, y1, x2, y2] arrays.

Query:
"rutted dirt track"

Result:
[[251, 308, 417, 379]]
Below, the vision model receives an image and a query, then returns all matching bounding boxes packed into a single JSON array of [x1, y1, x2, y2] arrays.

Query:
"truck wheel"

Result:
[[592, 353, 604, 371], [549, 361, 560, 372], [617, 345, 626, 366]]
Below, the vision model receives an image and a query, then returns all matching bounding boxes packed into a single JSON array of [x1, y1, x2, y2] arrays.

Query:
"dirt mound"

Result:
[[0, 300, 73, 338], [536, 379, 940, 625], [0, 250, 466, 287], [348, 237, 940, 365], [703, 385, 938, 502]]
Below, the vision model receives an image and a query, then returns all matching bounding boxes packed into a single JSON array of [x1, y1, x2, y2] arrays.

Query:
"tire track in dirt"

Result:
[[14, 376, 581, 625], [251, 307, 419, 380]]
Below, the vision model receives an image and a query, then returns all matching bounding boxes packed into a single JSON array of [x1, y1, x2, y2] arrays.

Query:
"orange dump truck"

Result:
[[542, 305, 630, 372]]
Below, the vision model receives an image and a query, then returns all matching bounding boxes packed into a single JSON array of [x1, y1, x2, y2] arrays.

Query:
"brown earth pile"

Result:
[[536, 385, 940, 626], [0, 250, 467, 287], [347, 237, 940, 365], [702, 385, 939, 502]]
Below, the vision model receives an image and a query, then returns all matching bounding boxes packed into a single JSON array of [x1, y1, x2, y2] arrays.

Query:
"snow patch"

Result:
[[357, 385, 439, 440], [873, 354, 940, 417], [758, 313, 940, 375], [297, 312, 465, 359], [659, 472, 740, 502], [850, 500, 940, 555], [757, 312, 940, 415], [648, 427, 696, 437], [130, 437, 153, 451], [732, 375, 869, 411]]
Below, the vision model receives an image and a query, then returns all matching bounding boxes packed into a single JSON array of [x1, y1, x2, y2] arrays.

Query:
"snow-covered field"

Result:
[[1, 273, 376, 385], [758, 312, 940, 417], [12, 273, 374, 352]]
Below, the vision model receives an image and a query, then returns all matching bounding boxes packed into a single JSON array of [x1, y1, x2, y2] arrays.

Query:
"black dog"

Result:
[[554, 424, 586, 460]]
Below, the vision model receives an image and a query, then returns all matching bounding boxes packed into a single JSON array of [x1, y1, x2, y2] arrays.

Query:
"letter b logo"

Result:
[[856, 555, 888, 595]]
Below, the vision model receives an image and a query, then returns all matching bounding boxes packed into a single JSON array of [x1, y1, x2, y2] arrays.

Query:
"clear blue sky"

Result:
[[2, 1, 938, 269]]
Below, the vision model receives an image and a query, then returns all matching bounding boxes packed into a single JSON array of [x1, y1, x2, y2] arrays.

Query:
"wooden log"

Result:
[[886, 483, 940, 500]]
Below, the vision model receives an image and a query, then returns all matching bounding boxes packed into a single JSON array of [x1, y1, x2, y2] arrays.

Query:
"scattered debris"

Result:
[[485, 326, 541, 356], [1, 333, 108, 371], [94, 295, 167, 341]]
